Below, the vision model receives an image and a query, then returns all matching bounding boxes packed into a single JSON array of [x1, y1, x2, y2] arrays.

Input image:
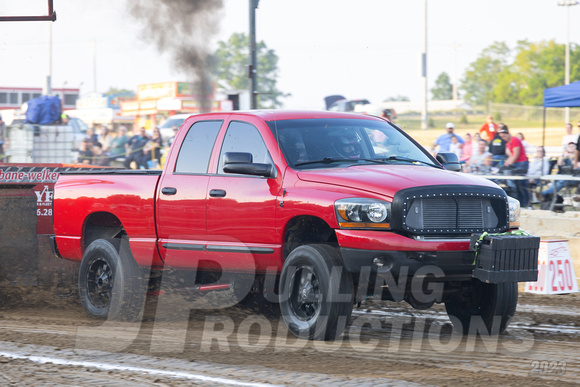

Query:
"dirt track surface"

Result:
[[0, 289, 578, 386]]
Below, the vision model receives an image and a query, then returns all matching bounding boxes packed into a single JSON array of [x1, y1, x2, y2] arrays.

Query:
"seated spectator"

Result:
[[449, 134, 463, 159], [124, 127, 150, 169], [108, 126, 129, 160], [60, 113, 70, 124], [479, 115, 497, 142], [561, 123, 577, 152], [91, 142, 110, 166], [576, 125, 580, 168], [464, 139, 492, 173], [85, 127, 99, 144], [527, 145, 550, 179], [137, 127, 163, 169], [488, 129, 507, 167], [541, 142, 577, 198], [98, 126, 113, 154], [527, 146, 550, 203], [77, 139, 94, 165], [460, 133, 473, 162]]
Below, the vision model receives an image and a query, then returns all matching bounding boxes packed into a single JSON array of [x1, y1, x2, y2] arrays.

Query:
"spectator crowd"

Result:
[[77, 125, 170, 169], [432, 117, 580, 209]]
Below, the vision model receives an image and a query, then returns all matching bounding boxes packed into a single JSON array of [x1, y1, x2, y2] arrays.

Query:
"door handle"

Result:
[[209, 189, 226, 197], [161, 187, 177, 195]]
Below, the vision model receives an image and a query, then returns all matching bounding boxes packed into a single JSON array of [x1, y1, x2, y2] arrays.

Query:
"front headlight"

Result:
[[507, 196, 520, 228], [335, 198, 391, 229]]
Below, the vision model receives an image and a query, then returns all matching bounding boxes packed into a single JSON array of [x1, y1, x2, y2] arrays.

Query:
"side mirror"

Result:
[[224, 152, 253, 164], [223, 152, 275, 178], [436, 152, 462, 172]]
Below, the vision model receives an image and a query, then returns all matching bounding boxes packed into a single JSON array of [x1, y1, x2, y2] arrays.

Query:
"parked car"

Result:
[[324, 95, 397, 121], [68, 117, 89, 150], [157, 113, 192, 142], [327, 98, 371, 112]]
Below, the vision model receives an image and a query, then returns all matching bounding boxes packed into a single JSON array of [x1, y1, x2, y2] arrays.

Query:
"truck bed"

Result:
[[53, 170, 163, 266]]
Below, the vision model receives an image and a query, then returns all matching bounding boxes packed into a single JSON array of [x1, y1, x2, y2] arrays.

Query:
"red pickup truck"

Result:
[[52, 110, 538, 340]]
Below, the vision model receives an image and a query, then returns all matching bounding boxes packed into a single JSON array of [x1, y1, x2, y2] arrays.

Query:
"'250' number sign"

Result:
[[541, 259, 576, 292], [526, 242, 579, 294]]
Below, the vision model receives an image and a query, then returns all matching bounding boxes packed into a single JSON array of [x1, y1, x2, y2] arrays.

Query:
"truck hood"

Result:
[[296, 164, 499, 198]]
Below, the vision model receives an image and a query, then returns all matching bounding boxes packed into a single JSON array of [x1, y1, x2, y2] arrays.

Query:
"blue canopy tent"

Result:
[[543, 81, 580, 146]]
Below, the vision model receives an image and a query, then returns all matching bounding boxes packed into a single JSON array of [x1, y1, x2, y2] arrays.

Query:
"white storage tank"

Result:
[[7, 124, 77, 164]]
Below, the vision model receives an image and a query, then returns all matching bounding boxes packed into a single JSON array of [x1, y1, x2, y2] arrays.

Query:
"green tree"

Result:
[[213, 32, 290, 108], [383, 95, 410, 102], [104, 88, 134, 96], [431, 72, 453, 100], [493, 40, 580, 105], [460, 42, 511, 106], [461, 39, 580, 106]]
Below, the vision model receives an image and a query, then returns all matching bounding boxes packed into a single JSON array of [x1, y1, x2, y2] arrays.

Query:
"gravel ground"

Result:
[[0, 289, 578, 386]]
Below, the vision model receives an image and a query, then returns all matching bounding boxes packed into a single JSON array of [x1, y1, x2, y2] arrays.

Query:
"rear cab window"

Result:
[[174, 120, 223, 174]]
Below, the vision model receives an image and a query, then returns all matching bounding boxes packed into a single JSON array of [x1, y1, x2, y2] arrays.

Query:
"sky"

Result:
[[0, 0, 578, 110]]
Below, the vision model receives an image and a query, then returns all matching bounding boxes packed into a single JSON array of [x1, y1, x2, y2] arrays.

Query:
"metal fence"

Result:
[[489, 103, 580, 123]]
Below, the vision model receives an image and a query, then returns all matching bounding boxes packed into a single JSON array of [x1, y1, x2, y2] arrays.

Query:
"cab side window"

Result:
[[175, 120, 222, 174], [218, 121, 273, 174]]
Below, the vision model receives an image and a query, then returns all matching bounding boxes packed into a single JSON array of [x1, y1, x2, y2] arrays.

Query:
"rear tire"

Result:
[[79, 238, 147, 321], [445, 280, 518, 334], [279, 244, 353, 341]]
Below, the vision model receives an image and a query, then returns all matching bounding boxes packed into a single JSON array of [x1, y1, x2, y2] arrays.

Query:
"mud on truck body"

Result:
[[51, 110, 539, 340]]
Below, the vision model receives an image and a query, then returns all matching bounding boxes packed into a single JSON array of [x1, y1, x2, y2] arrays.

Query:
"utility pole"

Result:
[[557, 0, 578, 123], [92, 40, 97, 92], [44, 22, 53, 95], [62, 80, 67, 101], [421, 0, 428, 130], [249, 0, 259, 109], [451, 43, 460, 101]]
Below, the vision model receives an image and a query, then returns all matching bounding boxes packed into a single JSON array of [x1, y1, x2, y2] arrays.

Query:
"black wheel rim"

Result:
[[86, 257, 113, 309], [462, 280, 485, 314], [289, 265, 321, 321]]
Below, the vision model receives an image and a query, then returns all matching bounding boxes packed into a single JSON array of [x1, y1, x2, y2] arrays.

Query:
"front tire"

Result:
[[279, 244, 353, 341], [79, 238, 147, 321], [445, 280, 518, 334]]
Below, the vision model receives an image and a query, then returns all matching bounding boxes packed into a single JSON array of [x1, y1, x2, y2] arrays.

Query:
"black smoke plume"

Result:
[[128, 0, 224, 113]]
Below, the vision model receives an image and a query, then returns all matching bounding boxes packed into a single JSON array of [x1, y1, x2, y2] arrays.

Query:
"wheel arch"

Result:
[[282, 215, 337, 261], [82, 211, 126, 253]]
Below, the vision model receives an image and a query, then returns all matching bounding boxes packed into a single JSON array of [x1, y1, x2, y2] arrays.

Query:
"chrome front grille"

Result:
[[457, 199, 484, 228], [422, 198, 458, 228], [398, 189, 509, 235]]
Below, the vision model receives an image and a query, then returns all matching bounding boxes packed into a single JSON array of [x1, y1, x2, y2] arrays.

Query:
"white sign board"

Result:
[[525, 240, 579, 294]]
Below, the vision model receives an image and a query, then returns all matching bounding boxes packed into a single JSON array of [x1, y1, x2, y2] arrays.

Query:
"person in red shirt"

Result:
[[497, 124, 530, 207], [479, 115, 497, 142], [498, 125, 528, 166]]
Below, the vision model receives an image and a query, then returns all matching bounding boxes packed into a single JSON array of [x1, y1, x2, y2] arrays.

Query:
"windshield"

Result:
[[268, 118, 437, 169]]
